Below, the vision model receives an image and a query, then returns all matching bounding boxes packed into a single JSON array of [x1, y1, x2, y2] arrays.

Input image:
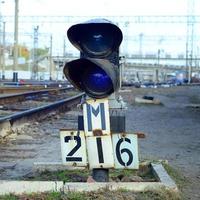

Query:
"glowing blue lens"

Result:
[[83, 67, 113, 94]]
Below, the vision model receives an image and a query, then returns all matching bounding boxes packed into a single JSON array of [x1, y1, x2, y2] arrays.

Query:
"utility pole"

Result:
[[0, 24, 1, 78], [32, 25, 39, 80], [2, 21, 5, 79], [49, 34, 53, 80], [13, 0, 19, 82], [186, 0, 195, 84], [0, 1, 4, 78], [139, 33, 143, 64], [63, 37, 66, 57]]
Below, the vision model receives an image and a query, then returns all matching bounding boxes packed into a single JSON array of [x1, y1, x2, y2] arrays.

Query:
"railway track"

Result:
[[0, 87, 73, 104], [0, 89, 84, 179], [0, 88, 84, 138], [0, 106, 82, 179]]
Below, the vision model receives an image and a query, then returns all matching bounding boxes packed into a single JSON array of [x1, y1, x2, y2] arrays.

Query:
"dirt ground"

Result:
[[121, 85, 200, 200], [0, 86, 199, 199]]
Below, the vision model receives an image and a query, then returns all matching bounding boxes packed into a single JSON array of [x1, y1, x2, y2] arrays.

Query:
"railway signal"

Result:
[[61, 19, 139, 182], [63, 19, 122, 98]]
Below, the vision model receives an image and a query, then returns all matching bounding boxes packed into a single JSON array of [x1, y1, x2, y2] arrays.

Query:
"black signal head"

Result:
[[67, 19, 123, 58]]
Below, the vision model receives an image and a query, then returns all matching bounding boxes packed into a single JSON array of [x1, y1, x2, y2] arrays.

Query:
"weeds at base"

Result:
[[0, 188, 182, 200], [0, 161, 185, 200]]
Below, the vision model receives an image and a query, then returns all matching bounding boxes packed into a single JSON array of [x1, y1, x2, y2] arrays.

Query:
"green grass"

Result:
[[25, 169, 90, 182], [26, 161, 184, 186], [136, 188, 181, 200], [24, 165, 156, 183], [0, 189, 181, 200], [162, 162, 187, 189], [0, 194, 17, 200], [109, 165, 156, 181], [0, 192, 87, 200], [66, 192, 87, 200], [109, 168, 138, 177]]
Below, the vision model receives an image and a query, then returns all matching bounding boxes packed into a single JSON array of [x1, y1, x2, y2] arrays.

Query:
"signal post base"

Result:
[[92, 168, 109, 182]]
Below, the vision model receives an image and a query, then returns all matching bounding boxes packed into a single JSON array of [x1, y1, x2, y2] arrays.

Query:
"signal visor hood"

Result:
[[67, 19, 123, 58]]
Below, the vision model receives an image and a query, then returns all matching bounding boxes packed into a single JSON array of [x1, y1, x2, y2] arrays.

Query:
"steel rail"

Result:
[[0, 93, 84, 126], [0, 87, 73, 104]]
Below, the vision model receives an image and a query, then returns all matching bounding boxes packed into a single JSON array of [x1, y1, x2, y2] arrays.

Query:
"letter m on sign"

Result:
[[83, 98, 110, 136]]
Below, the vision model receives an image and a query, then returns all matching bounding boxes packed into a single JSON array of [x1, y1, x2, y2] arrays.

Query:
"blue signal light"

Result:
[[82, 67, 113, 97]]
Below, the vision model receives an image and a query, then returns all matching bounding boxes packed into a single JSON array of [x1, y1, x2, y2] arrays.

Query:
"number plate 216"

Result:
[[60, 130, 139, 169]]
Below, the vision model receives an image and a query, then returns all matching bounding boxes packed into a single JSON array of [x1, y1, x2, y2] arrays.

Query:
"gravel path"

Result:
[[122, 86, 200, 200], [0, 110, 80, 179]]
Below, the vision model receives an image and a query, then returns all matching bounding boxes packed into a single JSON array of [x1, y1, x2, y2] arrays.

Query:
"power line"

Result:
[[3, 15, 200, 24]]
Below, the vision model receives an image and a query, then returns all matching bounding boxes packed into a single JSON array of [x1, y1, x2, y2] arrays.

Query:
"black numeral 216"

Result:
[[64, 136, 134, 166]]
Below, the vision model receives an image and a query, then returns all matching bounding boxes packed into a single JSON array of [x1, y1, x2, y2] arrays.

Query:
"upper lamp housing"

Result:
[[64, 19, 123, 99]]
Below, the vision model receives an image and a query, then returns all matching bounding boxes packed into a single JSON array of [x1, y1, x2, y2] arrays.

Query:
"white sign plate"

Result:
[[60, 130, 87, 167], [83, 98, 110, 137], [112, 134, 139, 169], [86, 135, 114, 169]]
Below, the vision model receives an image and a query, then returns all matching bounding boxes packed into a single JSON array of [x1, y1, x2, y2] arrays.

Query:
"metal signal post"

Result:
[[61, 19, 139, 182]]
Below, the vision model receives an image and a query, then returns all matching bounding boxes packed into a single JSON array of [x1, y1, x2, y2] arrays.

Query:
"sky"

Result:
[[1, 0, 200, 57], [1, 0, 191, 16]]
